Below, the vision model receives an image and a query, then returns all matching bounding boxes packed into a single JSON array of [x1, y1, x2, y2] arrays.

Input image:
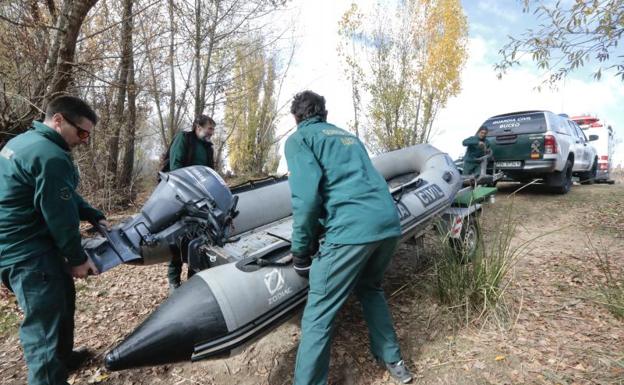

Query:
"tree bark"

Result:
[[106, 0, 134, 182], [167, 0, 176, 141], [119, 47, 136, 192], [145, 39, 168, 147], [193, 0, 202, 118], [33, 0, 70, 106], [197, 0, 220, 118], [45, 0, 99, 104]]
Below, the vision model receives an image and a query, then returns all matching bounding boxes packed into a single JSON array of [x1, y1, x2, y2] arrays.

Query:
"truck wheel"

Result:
[[548, 160, 572, 194], [450, 216, 479, 263], [580, 161, 597, 185]]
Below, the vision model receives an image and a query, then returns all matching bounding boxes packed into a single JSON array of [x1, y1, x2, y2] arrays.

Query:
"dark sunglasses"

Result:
[[61, 114, 90, 140]]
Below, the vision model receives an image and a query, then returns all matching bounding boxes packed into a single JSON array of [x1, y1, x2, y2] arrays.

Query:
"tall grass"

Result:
[[430, 188, 548, 323], [588, 239, 624, 319]]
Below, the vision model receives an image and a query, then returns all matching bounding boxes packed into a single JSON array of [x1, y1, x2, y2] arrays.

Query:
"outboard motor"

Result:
[[84, 166, 238, 272]]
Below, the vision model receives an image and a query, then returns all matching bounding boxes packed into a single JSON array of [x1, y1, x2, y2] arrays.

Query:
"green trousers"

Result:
[[463, 160, 480, 176], [0, 252, 75, 385], [167, 253, 195, 285], [293, 237, 402, 385]]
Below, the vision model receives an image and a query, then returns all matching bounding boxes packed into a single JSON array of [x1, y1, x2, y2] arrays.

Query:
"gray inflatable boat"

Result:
[[85, 144, 461, 371]]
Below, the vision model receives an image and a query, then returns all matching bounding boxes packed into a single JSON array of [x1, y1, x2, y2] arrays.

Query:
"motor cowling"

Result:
[[85, 166, 238, 271], [143, 167, 235, 233]]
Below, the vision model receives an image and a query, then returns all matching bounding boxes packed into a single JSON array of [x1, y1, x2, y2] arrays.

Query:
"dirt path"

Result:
[[0, 182, 622, 385]]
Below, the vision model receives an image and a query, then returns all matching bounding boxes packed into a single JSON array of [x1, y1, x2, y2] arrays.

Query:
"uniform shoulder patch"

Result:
[[340, 137, 356, 146], [0, 147, 14, 160], [322, 129, 348, 136]]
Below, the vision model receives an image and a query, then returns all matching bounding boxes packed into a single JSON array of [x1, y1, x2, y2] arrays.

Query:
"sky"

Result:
[[272, 0, 624, 171]]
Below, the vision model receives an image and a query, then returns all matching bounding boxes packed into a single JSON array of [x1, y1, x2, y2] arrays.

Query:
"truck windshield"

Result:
[[482, 112, 547, 136]]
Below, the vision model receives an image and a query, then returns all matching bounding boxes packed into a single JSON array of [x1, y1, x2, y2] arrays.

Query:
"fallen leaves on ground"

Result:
[[0, 183, 623, 384]]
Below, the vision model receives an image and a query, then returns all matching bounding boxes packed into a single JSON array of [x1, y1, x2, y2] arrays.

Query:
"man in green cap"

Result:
[[165, 115, 215, 292], [285, 90, 412, 385], [461, 126, 490, 176], [0, 95, 109, 385]]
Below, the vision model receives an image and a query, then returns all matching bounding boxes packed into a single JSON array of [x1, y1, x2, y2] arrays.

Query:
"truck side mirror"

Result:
[[588, 134, 599, 141]]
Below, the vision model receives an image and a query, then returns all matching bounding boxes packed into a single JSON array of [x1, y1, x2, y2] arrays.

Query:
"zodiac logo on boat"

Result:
[[264, 268, 286, 296]]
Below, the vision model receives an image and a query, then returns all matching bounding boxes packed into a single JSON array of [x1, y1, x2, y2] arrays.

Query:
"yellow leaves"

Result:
[[338, 3, 363, 34], [421, 0, 468, 98], [337, 0, 468, 152], [67, 370, 109, 384], [495, 355, 506, 361], [224, 39, 280, 175], [88, 372, 110, 383]]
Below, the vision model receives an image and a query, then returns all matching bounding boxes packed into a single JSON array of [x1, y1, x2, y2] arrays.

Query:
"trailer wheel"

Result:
[[450, 216, 479, 263]]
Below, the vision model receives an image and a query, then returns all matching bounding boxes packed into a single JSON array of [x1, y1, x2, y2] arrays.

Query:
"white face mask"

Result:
[[196, 126, 214, 141]]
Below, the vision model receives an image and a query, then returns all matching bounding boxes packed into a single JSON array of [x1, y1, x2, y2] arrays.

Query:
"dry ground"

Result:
[[0, 181, 622, 385]]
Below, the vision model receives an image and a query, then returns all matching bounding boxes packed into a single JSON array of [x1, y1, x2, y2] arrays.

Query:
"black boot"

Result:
[[65, 347, 94, 372]]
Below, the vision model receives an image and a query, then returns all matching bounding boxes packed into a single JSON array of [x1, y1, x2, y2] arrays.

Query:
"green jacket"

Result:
[[462, 135, 489, 163], [284, 116, 401, 257], [169, 131, 214, 171], [0, 121, 105, 267]]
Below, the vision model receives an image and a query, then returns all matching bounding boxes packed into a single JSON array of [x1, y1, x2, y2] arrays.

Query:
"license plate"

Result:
[[495, 161, 522, 168]]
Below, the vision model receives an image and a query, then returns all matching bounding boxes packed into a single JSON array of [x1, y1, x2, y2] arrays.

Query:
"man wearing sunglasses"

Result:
[[0, 95, 109, 385]]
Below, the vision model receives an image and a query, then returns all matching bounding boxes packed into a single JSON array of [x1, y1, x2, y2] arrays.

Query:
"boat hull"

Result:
[[103, 144, 462, 370]]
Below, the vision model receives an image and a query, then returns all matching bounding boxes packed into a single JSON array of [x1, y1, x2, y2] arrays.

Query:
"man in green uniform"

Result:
[[0, 96, 109, 385], [285, 91, 412, 385], [167, 115, 215, 291], [168, 115, 215, 171], [462, 126, 490, 176]]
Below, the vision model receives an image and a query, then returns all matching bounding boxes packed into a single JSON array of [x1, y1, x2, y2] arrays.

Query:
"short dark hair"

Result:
[[45, 95, 98, 125], [290, 91, 328, 124], [193, 115, 216, 129], [478, 126, 488, 133]]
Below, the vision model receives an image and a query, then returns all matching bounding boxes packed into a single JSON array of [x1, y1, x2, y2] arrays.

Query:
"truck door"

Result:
[[568, 121, 587, 171], [574, 122, 592, 169]]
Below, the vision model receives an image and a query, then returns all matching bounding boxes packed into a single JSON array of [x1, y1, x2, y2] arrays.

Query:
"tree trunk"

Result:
[[35, 0, 71, 104], [193, 0, 202, 118], [119, 48, 136, 193], [106, 0, 133, 183], [45, 0, 99, 104], [45, 0, 58, 22], [168, 0, 176, 141], [198, 0, 219, 118], [145, 38, 168, 147]]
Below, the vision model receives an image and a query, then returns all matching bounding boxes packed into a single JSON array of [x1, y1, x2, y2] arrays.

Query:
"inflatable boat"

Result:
[[84, 144, 462, 371]]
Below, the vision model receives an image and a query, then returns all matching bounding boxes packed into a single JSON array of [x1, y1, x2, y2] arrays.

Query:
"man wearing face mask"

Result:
[[0, 95, 109, 385], [166, 115, 216, 291], [169, 115, 215, 171]]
